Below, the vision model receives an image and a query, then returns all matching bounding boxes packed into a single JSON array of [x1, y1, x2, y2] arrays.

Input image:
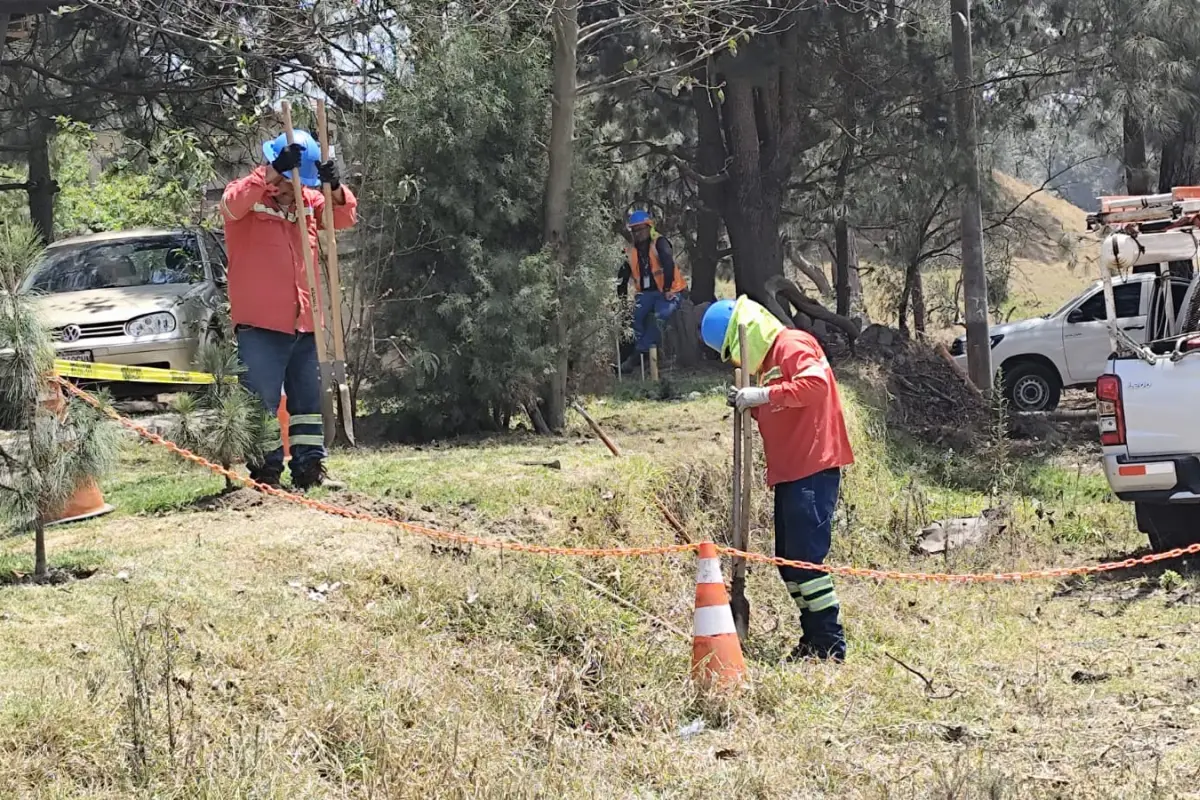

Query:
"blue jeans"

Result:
[[236, 326, 326, 472], [633, 290, 681, 353], [774, 468, 846, 657]]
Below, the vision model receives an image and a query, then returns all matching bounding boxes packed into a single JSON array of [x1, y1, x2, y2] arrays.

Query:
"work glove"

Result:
[[317, 159, 341, 190], [270, 143, 304, 176], [727, 386, 771, 410]]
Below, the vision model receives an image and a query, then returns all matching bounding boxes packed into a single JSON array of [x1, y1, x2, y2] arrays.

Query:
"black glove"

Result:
[[270, 143, 304, 176], [317, 159, 340, 190]]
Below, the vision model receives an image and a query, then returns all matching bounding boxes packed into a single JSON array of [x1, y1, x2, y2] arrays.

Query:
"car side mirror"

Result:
[[1067, 308, 1085, 324]]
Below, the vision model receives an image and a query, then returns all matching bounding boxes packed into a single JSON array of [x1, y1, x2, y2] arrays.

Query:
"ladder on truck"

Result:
[[1090, 186, 1200, 364]]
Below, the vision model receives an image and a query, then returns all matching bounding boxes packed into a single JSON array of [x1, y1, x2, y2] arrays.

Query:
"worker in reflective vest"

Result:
[[617, 210, 687, 373], [699, 297, 854, 662]]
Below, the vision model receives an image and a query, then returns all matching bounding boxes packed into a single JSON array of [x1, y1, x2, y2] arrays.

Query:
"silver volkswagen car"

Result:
[[22, 228, 228, 375]]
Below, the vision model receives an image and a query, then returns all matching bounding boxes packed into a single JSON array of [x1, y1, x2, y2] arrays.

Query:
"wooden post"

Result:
[[315, 100, 357, 446], [649, 346, 659, 382]]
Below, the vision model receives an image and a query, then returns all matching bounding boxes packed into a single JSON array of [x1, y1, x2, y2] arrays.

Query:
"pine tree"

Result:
[[169, 341, 270, 491], [0, 223, 118, 579]]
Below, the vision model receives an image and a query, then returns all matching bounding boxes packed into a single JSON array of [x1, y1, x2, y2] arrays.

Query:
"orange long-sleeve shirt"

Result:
[[220, 166, 358, 334], [751, 329, 854, 486]]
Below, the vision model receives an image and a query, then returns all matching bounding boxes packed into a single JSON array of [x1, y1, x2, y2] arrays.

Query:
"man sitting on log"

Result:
[[617, 210, 687, 374]]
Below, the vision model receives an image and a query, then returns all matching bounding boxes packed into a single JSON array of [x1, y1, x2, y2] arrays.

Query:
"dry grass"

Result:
[[3, 374, 1197, 798]]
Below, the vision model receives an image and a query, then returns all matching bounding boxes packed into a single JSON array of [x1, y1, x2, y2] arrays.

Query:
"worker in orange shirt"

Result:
[[220, 130, 357, 490], [699, 297, 854, 662]]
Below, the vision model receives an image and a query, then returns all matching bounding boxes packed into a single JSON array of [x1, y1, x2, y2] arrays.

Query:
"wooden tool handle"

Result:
[[315, 100, 348, 363], [280, 101, 330, 363]]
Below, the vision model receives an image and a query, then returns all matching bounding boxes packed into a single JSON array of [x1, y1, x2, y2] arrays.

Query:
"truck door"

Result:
[[1063, 282, 1145, 384]]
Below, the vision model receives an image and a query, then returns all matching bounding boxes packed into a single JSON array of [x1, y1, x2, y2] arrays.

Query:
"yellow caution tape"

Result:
[[53, 359, 232, 385]]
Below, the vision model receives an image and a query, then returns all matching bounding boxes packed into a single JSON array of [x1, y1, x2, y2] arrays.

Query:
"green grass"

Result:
[[4, 372, 1189, 799]]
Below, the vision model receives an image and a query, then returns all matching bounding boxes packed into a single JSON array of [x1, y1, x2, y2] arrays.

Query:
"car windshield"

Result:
[[1047, 282, 1104, 318], [21, 235, 203, 295]]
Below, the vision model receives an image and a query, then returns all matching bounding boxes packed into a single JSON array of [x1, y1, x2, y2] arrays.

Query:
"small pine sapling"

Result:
[[0, 223, 118, 579], [169, 339, 271, 491]]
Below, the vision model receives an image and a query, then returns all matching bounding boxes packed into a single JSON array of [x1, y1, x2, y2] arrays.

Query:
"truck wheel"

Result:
[[1135, 503, 1200, 553], [1002, 361, 1061, 412]]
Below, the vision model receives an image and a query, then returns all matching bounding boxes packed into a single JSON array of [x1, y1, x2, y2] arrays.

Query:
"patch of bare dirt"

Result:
[[192, 487, 278, 513]]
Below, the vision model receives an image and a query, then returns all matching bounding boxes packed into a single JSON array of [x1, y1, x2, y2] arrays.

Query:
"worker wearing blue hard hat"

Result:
[[700, 296, 855, 662], [617, 209, 688, 374], [220, 127, 357, 491]]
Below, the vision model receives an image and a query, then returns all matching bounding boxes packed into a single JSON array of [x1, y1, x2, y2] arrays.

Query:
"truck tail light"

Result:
[[1096, 374, 1126, 447]]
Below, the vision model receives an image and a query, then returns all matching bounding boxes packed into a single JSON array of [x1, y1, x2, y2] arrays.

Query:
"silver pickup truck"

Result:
[[1092, 193, 1200, 551]]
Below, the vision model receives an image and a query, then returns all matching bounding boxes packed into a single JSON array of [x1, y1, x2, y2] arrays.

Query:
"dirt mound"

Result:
[[856, 324, 990, 448], [193, 487, 276, 513]]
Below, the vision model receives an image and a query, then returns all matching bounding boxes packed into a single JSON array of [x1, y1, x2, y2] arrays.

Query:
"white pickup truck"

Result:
[[1092, 190, 1200, 550], [951, 274, 1190, 412]]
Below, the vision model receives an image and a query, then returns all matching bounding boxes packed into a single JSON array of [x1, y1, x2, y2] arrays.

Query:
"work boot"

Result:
[[290, 460, 345, 492], [786, 638, 846, 664], [248, 463, 283, 489]]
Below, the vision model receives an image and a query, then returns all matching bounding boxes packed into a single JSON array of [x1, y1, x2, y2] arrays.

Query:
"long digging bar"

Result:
[[316, 99, 357, 446], [730, 323, 752, 643], [280, 101, 338, 447], [730, 364, 748, 644]]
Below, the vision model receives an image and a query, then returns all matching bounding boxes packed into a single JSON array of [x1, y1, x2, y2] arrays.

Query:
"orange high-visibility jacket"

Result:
[[751, 329, 855, 486], [220, 166, 358, 334], [626, 233, 687, 294]]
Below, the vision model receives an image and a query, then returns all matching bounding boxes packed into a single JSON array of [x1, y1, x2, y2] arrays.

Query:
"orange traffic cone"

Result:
[[39, 383, 115, 527], [45, 477, 114, 527], [691, 541, 747, 689], [278, 392, 290, 453]]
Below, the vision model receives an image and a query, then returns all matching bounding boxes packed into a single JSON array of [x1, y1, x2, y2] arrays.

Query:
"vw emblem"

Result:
[[60, 324, 81, 343]]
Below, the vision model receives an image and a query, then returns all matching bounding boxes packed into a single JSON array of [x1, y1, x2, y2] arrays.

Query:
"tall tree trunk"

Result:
[[541, 0, 577, 433], [896, 263, 926, 334], [1158, 112, 1199, 194], [723, 74, 783, 302], [34, 519, 46, 578], [690, 81, 727, 305], [1123, 107, 1152, 195], [912, 268, 926, 333], [27, 118, 54, 243], [951, 0, 991, 393], [834, 219, 852, 317]]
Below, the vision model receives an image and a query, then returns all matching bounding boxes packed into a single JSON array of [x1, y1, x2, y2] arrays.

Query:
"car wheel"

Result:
[[1135, 502, 1200, 553], [1002, 361, 1061, 413]]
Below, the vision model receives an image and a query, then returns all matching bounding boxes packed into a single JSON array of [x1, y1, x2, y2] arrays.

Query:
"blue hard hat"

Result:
[[263, 130, 322, 187], [701, 299, 735, 356], [627, 210, 652, 227]]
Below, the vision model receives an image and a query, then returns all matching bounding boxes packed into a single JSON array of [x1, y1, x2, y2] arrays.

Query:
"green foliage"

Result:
[[0, 120, 216, 239], [52, 120, 216, 237], [168, 342, 271, 489], [0, 222, 119, 575], [353, 28, 618, 439]]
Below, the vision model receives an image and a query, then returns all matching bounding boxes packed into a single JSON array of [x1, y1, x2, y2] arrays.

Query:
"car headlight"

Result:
[[125, 312, 177, 337], [990, 334, 1004, 348]]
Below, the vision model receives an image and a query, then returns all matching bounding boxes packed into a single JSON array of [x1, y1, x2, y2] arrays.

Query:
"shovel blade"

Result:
[[730, 576, 750, 645], [336, 383, 356, 446]]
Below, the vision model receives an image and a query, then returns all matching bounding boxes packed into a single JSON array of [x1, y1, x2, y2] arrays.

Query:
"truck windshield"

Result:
[[21, 235, 203, 295]]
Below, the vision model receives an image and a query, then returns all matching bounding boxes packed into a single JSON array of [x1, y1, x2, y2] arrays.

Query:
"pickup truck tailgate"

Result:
[[1115, 357, 1200, 457]]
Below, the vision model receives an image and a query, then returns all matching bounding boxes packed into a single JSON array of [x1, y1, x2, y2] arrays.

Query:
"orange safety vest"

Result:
[[627, 233, 687, 294]]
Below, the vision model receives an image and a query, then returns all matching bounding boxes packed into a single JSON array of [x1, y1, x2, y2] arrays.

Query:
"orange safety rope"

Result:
[[58, 378, 1200, 582]]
